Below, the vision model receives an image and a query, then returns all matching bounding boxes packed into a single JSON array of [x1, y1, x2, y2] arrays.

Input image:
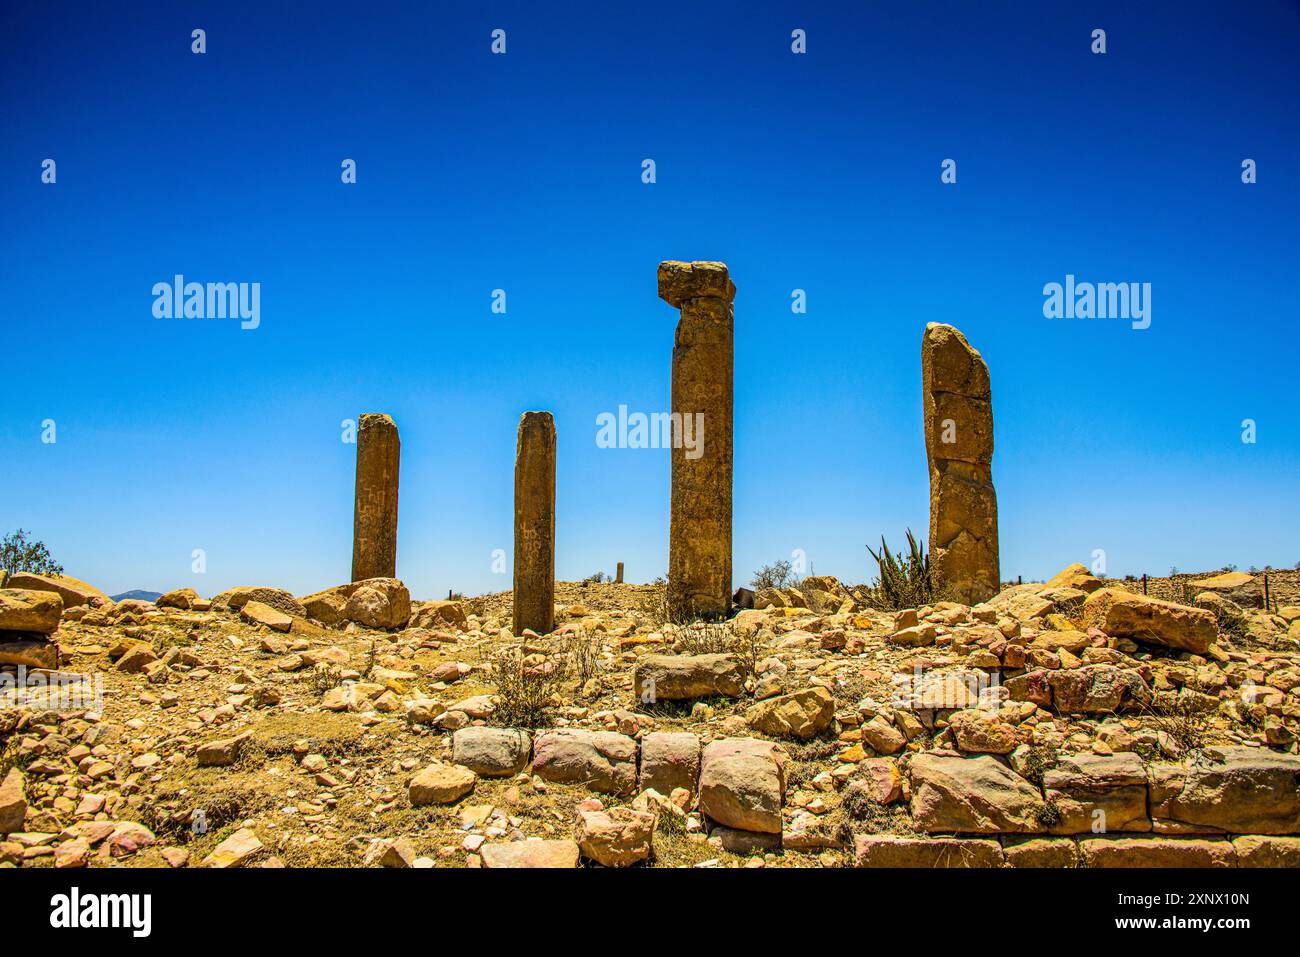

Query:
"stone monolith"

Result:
[[658, 260, 734, 621], [922, 323, 998, 604], [352, 413, 400, 582], [514, 411, 556, 635]]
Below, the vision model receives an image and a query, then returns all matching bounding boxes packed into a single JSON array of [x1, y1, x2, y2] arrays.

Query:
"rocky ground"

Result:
[[2, 564, 1299, 869]]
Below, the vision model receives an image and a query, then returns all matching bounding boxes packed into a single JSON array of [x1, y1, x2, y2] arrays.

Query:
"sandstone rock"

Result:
[[698, 738, 787, 834], [301, 578, 412, 629], [1077, 836, 1235, 868], [710, 825, 784, 855], [889, 623, 937, 647], [844, 760, 902, 807], [0, 589, 63, 633], [909, 752, 1043, 833], [1148, 747, 1300, 833], [5, 572, 111, 608], [1191, 571, 1261, 607], [0, 637, 59, 669], [410, 600, 468, 630], [480, 839, 579, 868], [854, 834, 1003, 868], [1232, 835, 1300, 867], [1041, 752, 1149, 834], [409, 762, 476, 805], [1044, 563, 1104, 594], [745, 687, 834, 739], [639, 731, 701, 795], [116, 644, 158, 673], [1031, 630, 1091, 654], [452, 727, 532, 777], [1081, 588, 1215, 653], [0, 767, 27, 834], [980, 586, 1052, 622], [197, 731, 251, 767], [200, 827, 264, 868], [1047, 665, 1149, 714], [948, 709, 1020, 754], [861, 716, 906, 755], [532, 729, 637, 795], [577, 806, 656, 867], [1003, 837, 1079, 867], [156, 587, 201, 610], [107, 822, 157, 858], [380, 836, 417, 868], [240, 600, 293, 632], [633, 653, 745, 701], [210, 586, 307, 619]]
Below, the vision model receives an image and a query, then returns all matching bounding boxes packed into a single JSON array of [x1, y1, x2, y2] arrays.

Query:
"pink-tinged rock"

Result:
[[533, 729, 637, 796], [854, 834, 1003, 868], [698, 738, 788, 834], [107, 821, 156, 858], [480, 839, 580, 868]]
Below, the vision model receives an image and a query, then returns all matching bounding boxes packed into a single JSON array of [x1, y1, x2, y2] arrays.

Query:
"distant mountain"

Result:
[[110, 589, 163, 602]]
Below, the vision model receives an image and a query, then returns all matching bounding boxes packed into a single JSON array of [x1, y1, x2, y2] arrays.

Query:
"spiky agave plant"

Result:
[[866, 529, 936, 610]]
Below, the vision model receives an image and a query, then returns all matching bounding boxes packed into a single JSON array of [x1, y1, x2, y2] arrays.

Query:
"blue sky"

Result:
[[2, 1, 1298, 599]]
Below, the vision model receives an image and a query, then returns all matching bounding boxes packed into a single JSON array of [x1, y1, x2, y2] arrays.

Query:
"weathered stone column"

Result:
[[513, 411, 556, 635], [658, 260, 734, 621], [922, 323, 998, 604], [351, 413, 400, 581], [615, 562, 624, 584]]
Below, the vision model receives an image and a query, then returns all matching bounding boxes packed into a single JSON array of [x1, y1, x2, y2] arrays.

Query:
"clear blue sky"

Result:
[[2, 1, 1297, 600]]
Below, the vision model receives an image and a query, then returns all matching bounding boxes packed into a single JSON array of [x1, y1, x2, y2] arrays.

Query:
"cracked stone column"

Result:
[[351, 413, 400, 581], [514, 411, 556, 635], [922, 322, 999, 604], [658, 260, 734, 621]]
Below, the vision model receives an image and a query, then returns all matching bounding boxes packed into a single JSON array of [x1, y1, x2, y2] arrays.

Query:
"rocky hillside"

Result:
[[1, 565, 1298, 869]]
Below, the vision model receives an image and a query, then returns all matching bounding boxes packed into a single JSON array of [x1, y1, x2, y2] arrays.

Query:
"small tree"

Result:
[[0, 529, 64, 576], [751, 559, 796, 591]]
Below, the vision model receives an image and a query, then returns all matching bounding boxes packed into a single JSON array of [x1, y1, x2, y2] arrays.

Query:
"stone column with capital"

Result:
[[658, 260, 734, 621], [513, 411, 556, 635], [352, 413, 400, 581]]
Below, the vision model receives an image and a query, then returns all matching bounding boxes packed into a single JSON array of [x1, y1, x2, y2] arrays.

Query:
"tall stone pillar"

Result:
[[513, 411, 556, 635], [351, 413, 400, 582], [615, 562, 624, 584], [922, 323, 998, 604], [658, 260, 734, 621]]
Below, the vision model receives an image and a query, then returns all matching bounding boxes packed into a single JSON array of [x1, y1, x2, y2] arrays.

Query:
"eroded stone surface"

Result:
[[513, 411, 556, 636], [922, 323, 998, 605], [352, 412, 400, 582], [660, 260, 734, 621]]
